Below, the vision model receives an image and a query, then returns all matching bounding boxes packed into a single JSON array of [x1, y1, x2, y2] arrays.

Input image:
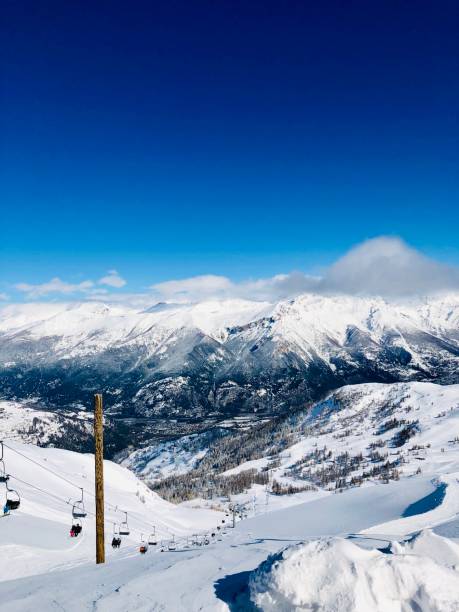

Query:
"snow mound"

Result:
[[395, 529, 459, 569], [249, 535, 459, 612]]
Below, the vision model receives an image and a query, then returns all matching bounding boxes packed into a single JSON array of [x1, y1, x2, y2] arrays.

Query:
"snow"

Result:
[[122, 431, 215, 480], [0, 299, 273, 358], [0, 441, 221, 583], [227, 381, 459, 498], [0, 440, 459, 609], [2, 292, 459, 366], [2, 378, 459, 608], [249, 535, 459, 612]]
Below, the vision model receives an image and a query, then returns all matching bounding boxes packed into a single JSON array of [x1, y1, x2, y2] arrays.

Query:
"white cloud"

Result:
[[147, 237, 459, 303], [319, 236, 459, 297], [15, 278, 94, 299], [150, 272, 319, 302], [0, 293, 9, 301], [14, 269, 127, 299], [12, 237, 459, 305], [98, 270, 126, 288]]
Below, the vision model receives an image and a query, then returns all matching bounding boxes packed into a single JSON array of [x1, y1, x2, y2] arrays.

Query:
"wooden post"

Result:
[[94, 393, 105, 564]]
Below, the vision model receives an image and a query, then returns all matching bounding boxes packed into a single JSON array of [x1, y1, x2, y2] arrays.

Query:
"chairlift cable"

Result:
[[7, 474, 149, 539], [2, 442, 175, 538], [2, 442, 81, 491]]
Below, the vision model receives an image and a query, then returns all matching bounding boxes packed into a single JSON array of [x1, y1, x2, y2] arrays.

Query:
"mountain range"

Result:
[[1, 293, 459, 452]]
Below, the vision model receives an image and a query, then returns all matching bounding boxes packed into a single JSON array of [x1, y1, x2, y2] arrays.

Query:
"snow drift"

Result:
[[249, 534, 459, 612]]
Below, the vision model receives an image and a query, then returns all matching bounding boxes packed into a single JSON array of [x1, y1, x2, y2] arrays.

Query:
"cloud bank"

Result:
[[9, 237, 459, 304], [148, 237, 459, 303], [320, 237, 459, 297]]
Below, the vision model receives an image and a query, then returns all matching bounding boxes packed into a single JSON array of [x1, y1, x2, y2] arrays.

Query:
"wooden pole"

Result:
[[94, 393, 105, 564]]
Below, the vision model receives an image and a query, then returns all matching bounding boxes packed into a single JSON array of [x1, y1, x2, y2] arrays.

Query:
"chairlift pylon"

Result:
[[72, 488, 87, 518], [119, 511, 130, 536]]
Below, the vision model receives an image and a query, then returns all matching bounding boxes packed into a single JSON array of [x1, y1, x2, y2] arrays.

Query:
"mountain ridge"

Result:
[[1, 293, 459, 452]]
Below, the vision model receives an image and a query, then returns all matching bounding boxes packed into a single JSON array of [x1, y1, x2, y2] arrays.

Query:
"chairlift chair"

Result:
[[0, 444, 10, 484], [168, 536, 176, 551], [72, 488, 87, 518], [119, 511, 130, 536], [139, 534, 148, 554], [148, 527, 157, 546], [70, 519, 82, 536], [5, 482, 20, 510], [0, 461, 9, 485]]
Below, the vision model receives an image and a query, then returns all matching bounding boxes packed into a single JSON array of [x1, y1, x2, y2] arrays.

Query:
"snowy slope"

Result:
[[1, 465, 458, 610], [215, 381, 459, 493], [0, 441, 221, 582]]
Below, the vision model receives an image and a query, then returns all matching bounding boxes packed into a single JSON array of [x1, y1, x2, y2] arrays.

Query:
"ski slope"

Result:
[[0, 443, 459, 612], [2, 381, 459, 610], [0, 441, 220, 582]]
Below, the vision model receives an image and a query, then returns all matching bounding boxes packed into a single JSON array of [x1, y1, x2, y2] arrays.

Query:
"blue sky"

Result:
[[1, 1, 458, 303]]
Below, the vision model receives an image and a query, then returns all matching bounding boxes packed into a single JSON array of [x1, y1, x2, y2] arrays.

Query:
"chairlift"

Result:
[[0, 461, 9, 484], [119, 511, 130, 536], [0, 444, 9, 484], [148, 527, 157, 546], [168, 535, 176, 551], [70, 519, 82, 537], [139, 533, 148, 554], [5, 482, 20, 510], [72, 488, 87, 518], [111, 523, 121, 548]]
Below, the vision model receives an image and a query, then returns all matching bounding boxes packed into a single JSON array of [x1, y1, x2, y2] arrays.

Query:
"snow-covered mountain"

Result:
[[1, 294, 459, 452], [122, 381, 459, 502]]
